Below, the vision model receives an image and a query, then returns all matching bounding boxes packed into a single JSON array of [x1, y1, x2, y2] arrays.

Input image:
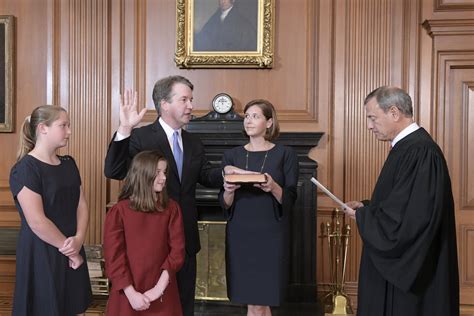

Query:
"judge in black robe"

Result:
[[345, 86, 459, 316]]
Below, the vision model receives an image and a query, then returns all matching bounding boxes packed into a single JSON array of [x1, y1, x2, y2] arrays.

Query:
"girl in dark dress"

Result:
[[9, 105, 92, 315], [221, 99, 299, 316], [103, 150, 185, 315]]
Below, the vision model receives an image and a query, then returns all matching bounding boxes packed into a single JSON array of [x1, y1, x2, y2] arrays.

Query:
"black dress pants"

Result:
[[176, 253, 197, 316]]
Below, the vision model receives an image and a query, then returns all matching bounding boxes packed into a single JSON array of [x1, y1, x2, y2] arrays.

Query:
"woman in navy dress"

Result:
[[220, 99, 299, 316], [9, 105, 92, 315]]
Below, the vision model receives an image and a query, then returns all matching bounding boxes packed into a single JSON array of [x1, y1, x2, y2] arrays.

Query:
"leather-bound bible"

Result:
[[224, 173, 267, 184]]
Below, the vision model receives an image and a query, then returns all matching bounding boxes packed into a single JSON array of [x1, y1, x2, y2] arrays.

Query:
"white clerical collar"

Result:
[[220, 6, 233, 21], [159, 117, 181, 139], [391, 122, 419, 147]]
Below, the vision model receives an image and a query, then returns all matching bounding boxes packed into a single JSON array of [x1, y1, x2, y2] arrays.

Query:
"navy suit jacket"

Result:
[[104, 119, 222, 255]]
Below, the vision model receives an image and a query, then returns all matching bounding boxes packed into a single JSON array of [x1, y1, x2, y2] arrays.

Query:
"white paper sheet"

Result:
[[310, 177, 348, 210]]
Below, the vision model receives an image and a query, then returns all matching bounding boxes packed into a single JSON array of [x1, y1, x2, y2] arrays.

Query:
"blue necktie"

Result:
[[173, 131, 183, 180]]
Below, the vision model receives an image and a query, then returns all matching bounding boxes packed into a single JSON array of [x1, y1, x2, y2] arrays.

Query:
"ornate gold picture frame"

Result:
[[0, 15, 14, 132], [175, 0, 274, 69]]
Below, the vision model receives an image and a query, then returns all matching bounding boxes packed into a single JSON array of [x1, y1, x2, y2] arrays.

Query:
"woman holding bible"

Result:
[[220, 99, 299, 316]]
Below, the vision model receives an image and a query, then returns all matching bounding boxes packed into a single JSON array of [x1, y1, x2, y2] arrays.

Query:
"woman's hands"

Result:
[[223, 181, 241, 194], [222, 179, 240, 209], [68, 254, 84, 270], [222, 166, 248, 209], [59, 235, 82, 257], [254, 173, 275, 192], [60, 235, 85, 270], [222, 165, 261, 194], [255, 173, 283, 203]]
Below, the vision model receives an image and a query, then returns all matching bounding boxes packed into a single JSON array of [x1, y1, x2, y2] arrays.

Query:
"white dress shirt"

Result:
[[159, 117, 183, 155], [220, 6, 233, 21], [114, 117, 183, 155], [391, 122, 420, 148]]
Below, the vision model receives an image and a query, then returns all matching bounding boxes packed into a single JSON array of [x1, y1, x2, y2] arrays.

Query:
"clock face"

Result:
[[212, 93, 233, 114]]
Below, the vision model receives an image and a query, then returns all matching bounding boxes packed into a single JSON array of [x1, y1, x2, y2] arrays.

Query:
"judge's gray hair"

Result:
[[364, 86, 413, 117]]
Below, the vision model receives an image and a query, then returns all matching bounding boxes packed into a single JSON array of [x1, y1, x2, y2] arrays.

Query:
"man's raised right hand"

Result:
[[118, 89, 147, 137]]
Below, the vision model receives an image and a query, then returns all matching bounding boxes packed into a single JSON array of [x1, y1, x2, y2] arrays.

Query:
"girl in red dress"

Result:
[[104, 150, 185, 315]]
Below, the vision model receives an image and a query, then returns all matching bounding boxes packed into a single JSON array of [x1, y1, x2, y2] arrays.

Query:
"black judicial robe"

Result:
[[355, 128, 459, 316]]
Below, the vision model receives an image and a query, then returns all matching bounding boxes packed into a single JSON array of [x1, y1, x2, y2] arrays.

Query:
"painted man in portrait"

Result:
[[194, 0, 258, 52]]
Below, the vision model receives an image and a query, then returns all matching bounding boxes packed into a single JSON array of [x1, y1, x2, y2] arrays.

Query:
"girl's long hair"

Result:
[[118, 150, 169, 212], [17, 105, 67, 161]]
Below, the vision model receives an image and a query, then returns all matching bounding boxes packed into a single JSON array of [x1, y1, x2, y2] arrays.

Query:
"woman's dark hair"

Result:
[[243, 99, 280, 141]]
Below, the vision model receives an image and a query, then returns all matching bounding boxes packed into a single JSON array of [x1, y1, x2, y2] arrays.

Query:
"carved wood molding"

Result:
[[460, 82, 474, 209], [434, 0, 474, 12], [460, 225, 474, 286], [426, 46, 474, 304], [0, 180, 17, 227], [431, 54, 474, 153], [422, 19, 474, 37]]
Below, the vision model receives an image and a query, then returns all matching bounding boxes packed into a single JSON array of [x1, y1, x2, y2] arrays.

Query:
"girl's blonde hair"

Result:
[[17, 105, 67, 161], [118, 150, 169, 212]]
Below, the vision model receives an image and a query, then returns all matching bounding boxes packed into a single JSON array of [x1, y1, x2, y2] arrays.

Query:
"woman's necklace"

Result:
[[245, 150, 269, 173]]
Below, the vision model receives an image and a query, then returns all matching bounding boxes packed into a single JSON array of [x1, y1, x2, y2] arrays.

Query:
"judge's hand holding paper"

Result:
[[310, 177, 357, 219]]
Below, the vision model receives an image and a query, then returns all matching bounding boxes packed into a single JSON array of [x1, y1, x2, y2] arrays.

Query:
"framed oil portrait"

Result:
[[175, 0, 274, 68], [0, 15, 14, 132]]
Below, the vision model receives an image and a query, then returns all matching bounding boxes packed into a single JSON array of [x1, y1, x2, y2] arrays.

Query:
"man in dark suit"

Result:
[[104, 75, 223, 316], [194, 0, 257, 51]]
